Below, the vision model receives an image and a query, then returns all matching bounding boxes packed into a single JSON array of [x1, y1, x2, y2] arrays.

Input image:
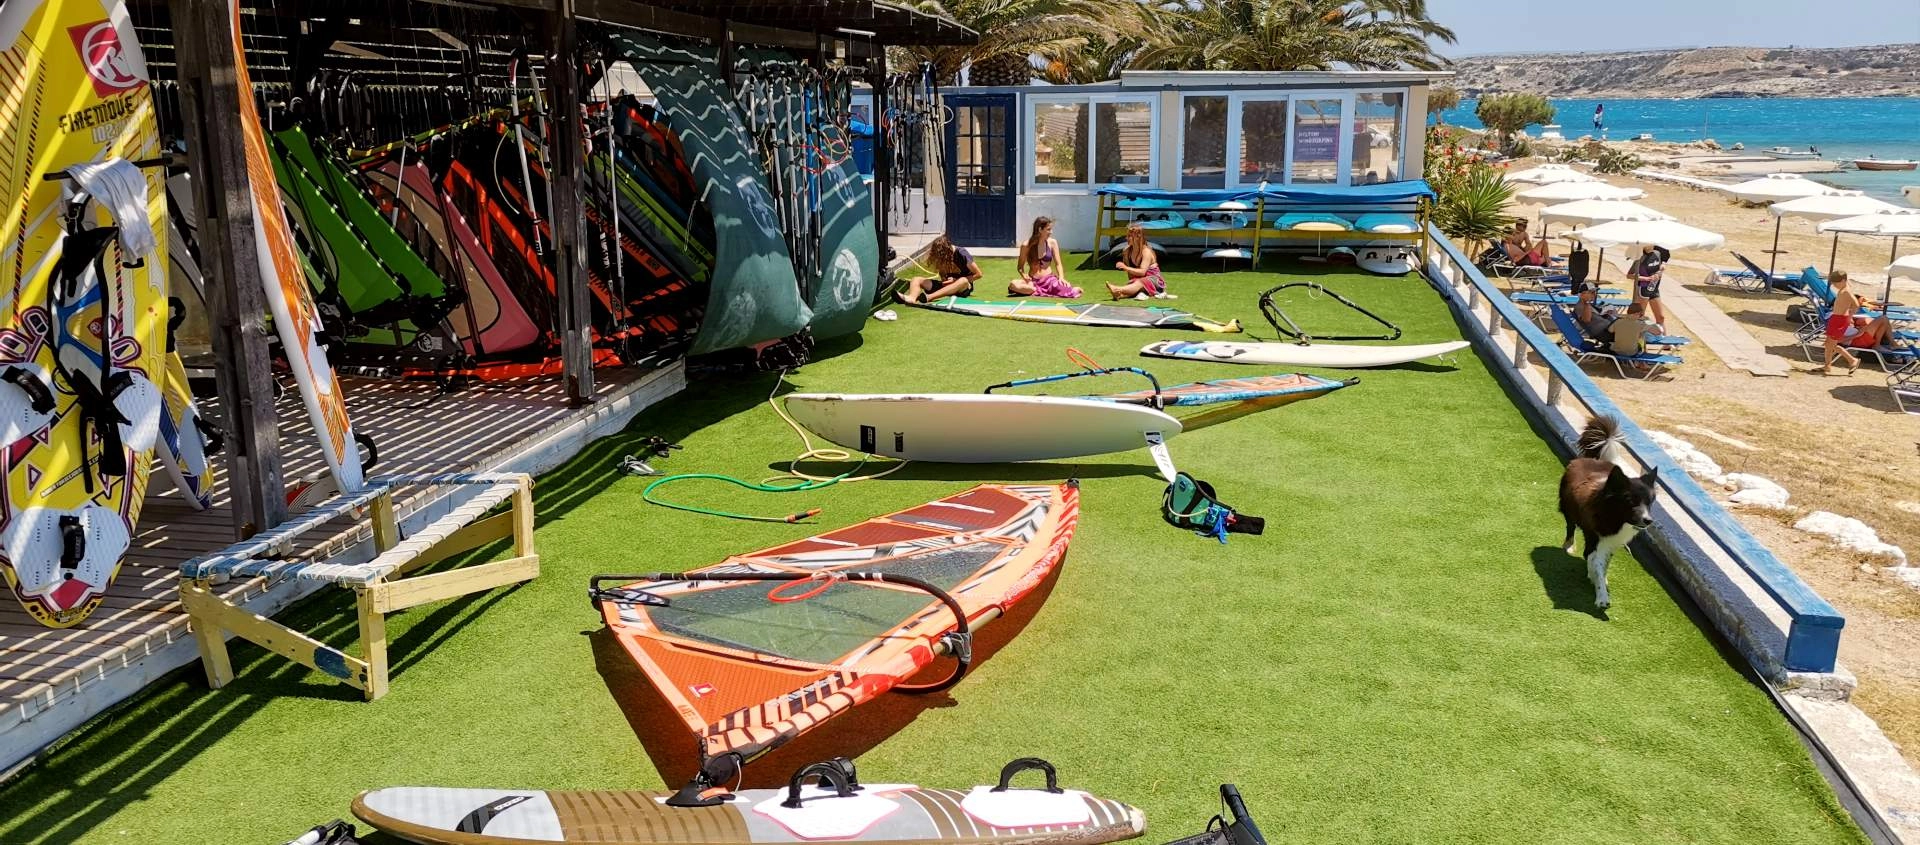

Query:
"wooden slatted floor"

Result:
[[0, 364, 682, 772]]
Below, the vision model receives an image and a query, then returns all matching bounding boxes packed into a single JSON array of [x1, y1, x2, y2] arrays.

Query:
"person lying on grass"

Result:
[[1106, 223, 1175, 301], [1009, 216, 1081, 298], [897, 234, 982, 304]]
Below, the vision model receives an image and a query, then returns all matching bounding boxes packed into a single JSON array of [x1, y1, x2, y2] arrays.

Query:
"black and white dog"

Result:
[[1558, 416, 1660, 610]]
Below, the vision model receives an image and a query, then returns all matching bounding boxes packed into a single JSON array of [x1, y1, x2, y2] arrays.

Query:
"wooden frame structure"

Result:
[[179, 474, 537, 700]]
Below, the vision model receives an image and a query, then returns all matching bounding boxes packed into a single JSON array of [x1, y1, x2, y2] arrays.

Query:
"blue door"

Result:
[[944, 94, 1016, 247]]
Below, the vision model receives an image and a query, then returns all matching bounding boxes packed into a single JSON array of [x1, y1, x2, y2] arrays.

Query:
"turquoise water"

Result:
[[1435, 98, 1920, 201]]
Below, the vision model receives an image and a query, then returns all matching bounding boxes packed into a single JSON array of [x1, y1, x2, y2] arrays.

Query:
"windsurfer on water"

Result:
[[1593, 104, 1605, 132]]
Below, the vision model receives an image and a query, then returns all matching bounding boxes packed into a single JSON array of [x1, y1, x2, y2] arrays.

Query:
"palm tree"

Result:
[[891, 0, 1129, 86], [1132, 0, 1456, 73]]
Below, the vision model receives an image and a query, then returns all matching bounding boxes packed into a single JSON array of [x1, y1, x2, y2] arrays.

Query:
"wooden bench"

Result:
[[178, 472, 537, 700]]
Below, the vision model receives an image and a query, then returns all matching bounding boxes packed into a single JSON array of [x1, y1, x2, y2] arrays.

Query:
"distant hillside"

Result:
[[1446, 43, 1920, 99]]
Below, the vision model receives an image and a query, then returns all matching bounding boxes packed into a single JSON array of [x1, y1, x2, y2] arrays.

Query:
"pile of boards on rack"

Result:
[[0, 0, 885, 630]]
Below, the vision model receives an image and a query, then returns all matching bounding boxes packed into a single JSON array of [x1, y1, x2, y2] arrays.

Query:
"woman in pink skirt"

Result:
[[1009, 217, 1081, 298]]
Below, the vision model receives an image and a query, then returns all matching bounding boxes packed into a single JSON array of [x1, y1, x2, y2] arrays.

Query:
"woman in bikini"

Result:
[[897, 234, 982, 304], [1009, 217, 1081, 298], [1107, 223, 1170, 300]]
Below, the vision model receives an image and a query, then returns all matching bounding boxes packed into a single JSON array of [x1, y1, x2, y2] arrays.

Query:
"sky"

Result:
[[1424, 0, 1920, 56]]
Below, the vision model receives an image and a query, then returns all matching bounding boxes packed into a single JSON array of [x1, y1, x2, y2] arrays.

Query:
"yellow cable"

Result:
[[763, 371, 910, 485]]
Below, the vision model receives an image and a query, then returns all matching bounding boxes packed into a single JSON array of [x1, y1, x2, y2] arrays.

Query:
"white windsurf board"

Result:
[[783, 394, 1181, 463], [1141, 339, 1469, 369]]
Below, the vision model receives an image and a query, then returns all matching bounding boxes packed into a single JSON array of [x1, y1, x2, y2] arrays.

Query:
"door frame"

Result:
[[943, 93, 1017, 247]]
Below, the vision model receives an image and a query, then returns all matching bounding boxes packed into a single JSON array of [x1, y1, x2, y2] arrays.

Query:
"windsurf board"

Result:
[[1141, 339, 1469, 369], [1093, 373, 1353, 407], [153, 350, 216, 509], [355, 769, 1144, 845], [783, 394, 1180, 463], [1, 0, 170, 627], [913, 297, 1240, 334], [226, 0, 363, 494]]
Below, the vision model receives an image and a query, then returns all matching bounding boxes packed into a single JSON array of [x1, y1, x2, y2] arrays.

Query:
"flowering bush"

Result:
[[1425, 126, 1515, 255]]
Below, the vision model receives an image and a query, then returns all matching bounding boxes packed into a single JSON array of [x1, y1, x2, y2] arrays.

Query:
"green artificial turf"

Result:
[[0, 255, 1862, 844]]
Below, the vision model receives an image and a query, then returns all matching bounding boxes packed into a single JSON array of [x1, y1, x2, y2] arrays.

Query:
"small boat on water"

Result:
[[1540, 124, 1565, 141], [1761, 146, 1822, 160], [1631, 132, 1654, 141], [1853, 157, 1918, 172]]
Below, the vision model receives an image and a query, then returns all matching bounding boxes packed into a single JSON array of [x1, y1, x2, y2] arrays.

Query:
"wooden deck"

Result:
[[0, 363, 683, 776]]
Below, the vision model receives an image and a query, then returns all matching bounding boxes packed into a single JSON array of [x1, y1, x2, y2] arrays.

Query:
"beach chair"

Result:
[[1791, 310, 1920, 372], [1704, 252, 1798, 293], [179, 473, 538, 701], [1511, 290, 1631, 328], [1545, 304, 1682, 380], [1890, 360, 1920, 414], [1796, 268, 1918, 323]]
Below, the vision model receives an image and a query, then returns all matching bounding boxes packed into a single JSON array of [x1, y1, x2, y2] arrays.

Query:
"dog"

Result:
[[1558, 415, 1660, 610]]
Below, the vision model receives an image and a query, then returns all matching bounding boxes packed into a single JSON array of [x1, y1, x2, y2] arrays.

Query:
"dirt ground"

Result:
[[1503, 161, 1920, 769]]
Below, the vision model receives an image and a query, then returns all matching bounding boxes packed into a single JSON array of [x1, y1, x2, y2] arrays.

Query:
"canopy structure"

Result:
[[1505, 163, 1599, 185], [1726, 174, 1836, 205], [1515, 181, 1646, 204], [1537, 199, 1672, 229], [1767, 192, 1909, 274], [1566, 218, 1725, 250], [1889, 254, 1920, 283], [1818, 211, 1920, 278]]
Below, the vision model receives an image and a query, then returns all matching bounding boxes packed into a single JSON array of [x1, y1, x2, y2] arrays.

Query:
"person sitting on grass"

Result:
[[897, 235, 982, 304], [1106, 223, 1174, 301], [1008, 216, 1082, 298]]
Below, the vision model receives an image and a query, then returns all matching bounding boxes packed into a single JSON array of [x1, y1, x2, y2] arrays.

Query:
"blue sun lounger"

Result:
[[1797, 268, 1919, 323], [1546, 304, 1682, 380], [1704, 252, 1799, 293]]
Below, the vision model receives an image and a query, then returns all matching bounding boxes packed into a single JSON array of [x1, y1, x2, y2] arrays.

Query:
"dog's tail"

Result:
[[1576, 415, 1630, 467]]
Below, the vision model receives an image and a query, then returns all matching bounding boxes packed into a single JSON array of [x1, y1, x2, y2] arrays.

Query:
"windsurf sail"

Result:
[[914, 297, 1242, 334], [590, 483, 1078, 782], [1094, 374, 1354, 407]]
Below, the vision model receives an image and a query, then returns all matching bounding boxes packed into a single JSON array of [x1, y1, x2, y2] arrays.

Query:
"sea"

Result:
[[1435, 97, 1920, 202]]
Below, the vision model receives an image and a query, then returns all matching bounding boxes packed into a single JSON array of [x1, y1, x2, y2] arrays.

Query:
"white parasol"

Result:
[[1506, 163, 1600, 185], [1888, 254, 1920, 283], [1773, 194, 1912, 273], [1562, 219, 1724, 283], [1537, 199, 1673, 229], [1821, 213, 1920, 301], [1516, 181, 1646, 203], [1726, 173, 1836, 205]]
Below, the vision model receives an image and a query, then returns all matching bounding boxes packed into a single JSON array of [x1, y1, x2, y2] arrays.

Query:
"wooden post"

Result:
[[545, 0, 594, 405], [169, 0, 288, 536]]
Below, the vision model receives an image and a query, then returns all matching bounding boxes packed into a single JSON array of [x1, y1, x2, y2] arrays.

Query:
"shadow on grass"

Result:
[[1530, 545, 1609, 620], [591, 562, 1064, 790], [0, 367, 784, 844]]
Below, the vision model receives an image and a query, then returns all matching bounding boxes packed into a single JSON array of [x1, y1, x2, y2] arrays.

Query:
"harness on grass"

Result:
[[1163, 472, 1264, 543], [1258, 282, 1401, 343]]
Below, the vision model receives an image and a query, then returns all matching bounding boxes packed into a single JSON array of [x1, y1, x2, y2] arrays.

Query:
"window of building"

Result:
[[1352, 92, 1404, 184], [1094, 101, 1153, 184], [1031, 100, 1088, 185], [1290, 98, 1344, 184], [1180, 95, 1228, 189], [1236, 99, 1289, 184], [1027, 95, 1157, 191]]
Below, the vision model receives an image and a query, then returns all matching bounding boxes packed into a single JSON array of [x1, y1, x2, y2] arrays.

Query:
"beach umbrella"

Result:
[[1889, 254, 1920, 283], [1506, 163, 1599, 185], [1516, 181, 1645, 204], [1726, 173, 1834, 205], [1562, 218, 1724, 282], [1769, 192, 1907, 274], [1537, 199, 1673, 229], [1820, 213, 1920, 301]]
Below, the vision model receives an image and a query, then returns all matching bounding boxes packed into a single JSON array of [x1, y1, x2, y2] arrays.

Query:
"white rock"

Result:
[[1646, 430, 1726, 483], [1890, 567, 1920, 591], [1793, 511, 1908, 566], [1722, 473, 1791, 510]]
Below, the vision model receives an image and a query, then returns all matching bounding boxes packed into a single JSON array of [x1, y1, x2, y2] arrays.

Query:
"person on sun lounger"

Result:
[[1609, 302, 1656, 357], [1502, 220, 1561, 267], [1573, 280, 1618, 344], [1010, 216, 1081, 298], [1107, 223, 1174, 301], [898, 234, 983, 304], [1821, 272, 1906, 372]]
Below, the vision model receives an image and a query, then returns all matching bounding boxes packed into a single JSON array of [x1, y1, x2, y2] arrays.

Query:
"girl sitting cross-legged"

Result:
[[1106, 223, 1174, 300], [1008, 216, 1081, 298]]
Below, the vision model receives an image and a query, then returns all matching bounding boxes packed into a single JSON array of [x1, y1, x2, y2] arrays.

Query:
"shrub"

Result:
[[1592, 147, 1644, 174], [1432, 167, 1515, 257], [1503, 135, 1534, 159], [1474, 93, 1555, 146]]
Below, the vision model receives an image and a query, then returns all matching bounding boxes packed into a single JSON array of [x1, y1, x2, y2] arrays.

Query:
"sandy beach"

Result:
[[1500, 151, 1920, 766]]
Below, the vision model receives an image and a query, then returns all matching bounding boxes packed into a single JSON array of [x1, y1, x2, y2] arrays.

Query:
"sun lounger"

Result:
[[1796, 268, 1919, 322], [1705, 252, 1798, 293], [1546, 304, 1682, 380], [179, 473, 538, 701], [1512, 291, 1630, 308], [1791, 310, 1920, 372], [1890, 360, 1920, 414]]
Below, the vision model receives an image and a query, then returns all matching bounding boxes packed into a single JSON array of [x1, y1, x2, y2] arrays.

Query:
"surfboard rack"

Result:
[[178, 473, 539, 701], [1257, 282, 1402, 343]]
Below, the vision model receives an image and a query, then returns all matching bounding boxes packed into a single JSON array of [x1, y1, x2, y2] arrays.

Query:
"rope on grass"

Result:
[[640, 372, 908, 522]]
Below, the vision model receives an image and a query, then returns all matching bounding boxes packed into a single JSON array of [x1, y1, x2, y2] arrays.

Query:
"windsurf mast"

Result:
[[1258, 282, 1402, 343]]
